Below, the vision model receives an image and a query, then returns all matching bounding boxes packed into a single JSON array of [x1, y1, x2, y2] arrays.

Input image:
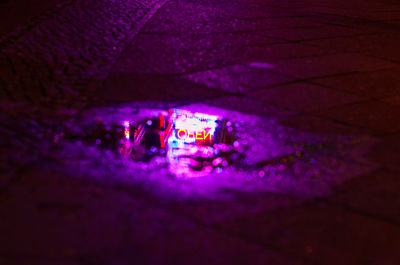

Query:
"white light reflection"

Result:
[[166, 109, 221, 178]]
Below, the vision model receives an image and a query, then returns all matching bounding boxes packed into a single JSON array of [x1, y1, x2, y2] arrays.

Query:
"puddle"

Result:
[[62, 108, 239, 178], [52, 103, 377, 200]]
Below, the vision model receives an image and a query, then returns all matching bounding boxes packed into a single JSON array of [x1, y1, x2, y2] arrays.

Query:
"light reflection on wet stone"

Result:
[[54, 104, 377, 200]]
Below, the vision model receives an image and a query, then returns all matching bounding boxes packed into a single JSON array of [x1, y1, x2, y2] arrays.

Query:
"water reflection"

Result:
[[72, 108, 237, 178], [166, 109, 235, 177], [57, 104, 376, 199]]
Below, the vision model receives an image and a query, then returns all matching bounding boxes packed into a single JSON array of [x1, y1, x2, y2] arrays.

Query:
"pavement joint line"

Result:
[[306, 113, 388, 137], [308, 12, 400, 28], [357, 52, 400, 65], [323, 198, 400, 228], [375, 131, 400, 137]]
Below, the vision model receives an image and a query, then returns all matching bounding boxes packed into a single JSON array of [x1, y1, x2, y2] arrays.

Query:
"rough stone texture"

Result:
[[0, 0, 166, 106], [1, 0, 400, 264], [0, 0, 69, 34]]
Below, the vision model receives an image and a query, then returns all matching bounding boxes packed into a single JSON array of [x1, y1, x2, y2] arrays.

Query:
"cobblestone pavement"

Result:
[[0, 0, 166, 106], [1, 0, 400, 264], [0, 0, 64, 34]]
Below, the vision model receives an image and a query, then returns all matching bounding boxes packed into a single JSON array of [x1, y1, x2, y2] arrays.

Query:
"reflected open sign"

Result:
[[176, 129, 213, 141], [170, 109, 218, 145]]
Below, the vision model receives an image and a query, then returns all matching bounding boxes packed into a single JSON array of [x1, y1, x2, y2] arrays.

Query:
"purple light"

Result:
[[78, 108, 235, 178], [168, 109, 218, 145], [123, 121, 130, 139], [166, 109, 223, 178]]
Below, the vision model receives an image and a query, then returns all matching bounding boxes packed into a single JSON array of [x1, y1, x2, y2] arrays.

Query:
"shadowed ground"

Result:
[[1, 0, 400, 264]]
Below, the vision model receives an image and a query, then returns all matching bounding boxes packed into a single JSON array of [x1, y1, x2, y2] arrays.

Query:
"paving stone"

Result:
[[310, 68, 400, 99], [366, 133, 400, 171], [272, 53, 398, 79], [184, 64, 296, 93], [299, 35, 379, 53], [217, 201, 400, 265], [0, 0, 67, 35], [0, 168, 303, 265], [317, 100, 400, 134], [381, 95, 400, 106], [203, 95, 294, 118], [230, 42, 334, 63], [359, 10, 400, 21], [300, 33, 400, 54], [263, 25, 366, 42], [0, 0, 168, 106], [124, 32, 279, 53], [219, 4, 300, 20], [97, 72, 225, 104], [166, 191, 308, 225], [115, 34, 235, 74], [314, 33, 400, 62], [280, 114, 365, 135], [139, 1, 235, 35], [357, 35, 400, 62], [0, 259, 80, 265], [331, 169, 400, 223], [246, 82, 362, 112], [236, 16, 324, 30]]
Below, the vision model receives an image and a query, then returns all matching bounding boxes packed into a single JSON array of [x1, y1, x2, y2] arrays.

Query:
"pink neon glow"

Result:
[[118, 109, 231, 178], [165, 109, 224, 178], [123, 121, 130, 140], [177, 129, 188, 139], [119, 120, 132, 155], [169, 109, 218, 145], [176, 129, 212, 141]]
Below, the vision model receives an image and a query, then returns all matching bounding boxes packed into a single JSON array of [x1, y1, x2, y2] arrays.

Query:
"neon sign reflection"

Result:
[[176, 129, 212, 141], [165, 109, 226, 177], [74, 108, 237, 178], [169, 109, 217, 145]]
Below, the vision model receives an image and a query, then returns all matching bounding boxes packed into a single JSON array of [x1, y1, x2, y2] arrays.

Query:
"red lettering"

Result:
[[196, 132, 203, 140], [176, 129, 213, 142], [177, 129, 187, 139], [203, 129, 212, 141]]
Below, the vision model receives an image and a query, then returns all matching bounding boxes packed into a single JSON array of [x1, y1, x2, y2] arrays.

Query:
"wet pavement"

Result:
[[1, 0, 400, 264], [51, 104, 375, 200]]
